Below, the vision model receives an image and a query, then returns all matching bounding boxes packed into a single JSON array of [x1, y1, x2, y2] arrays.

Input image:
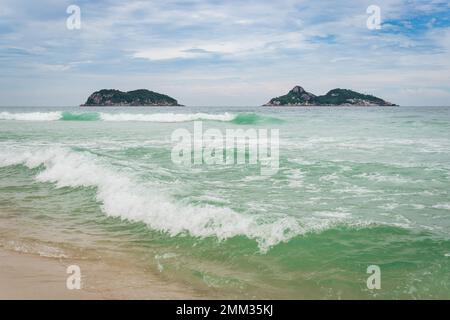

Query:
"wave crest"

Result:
[[0, 111, 283, 124], [99, 112, 235, 122], [0, 111, 61, 121], [0, 111, 235, 122]]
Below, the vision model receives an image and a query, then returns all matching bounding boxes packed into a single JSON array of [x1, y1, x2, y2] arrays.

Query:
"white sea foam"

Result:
[[433, 203, 450, 210], [314, 210, 351, 219], [0, 111, 236, 122], [0, 111, 61, 121], [356, 172, 410, 184], [99, 112, 235, 122], [3, 240, 68, 258]]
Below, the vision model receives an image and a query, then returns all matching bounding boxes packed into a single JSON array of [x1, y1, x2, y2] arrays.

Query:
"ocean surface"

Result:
[[0, 105, 449, 299]]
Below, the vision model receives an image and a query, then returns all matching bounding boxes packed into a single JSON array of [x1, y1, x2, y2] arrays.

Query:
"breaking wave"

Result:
[[0, 147, 304, 252], [0, 111, 283, 124]]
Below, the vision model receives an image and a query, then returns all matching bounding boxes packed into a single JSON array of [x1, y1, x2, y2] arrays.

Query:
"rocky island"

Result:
[[264, 86, 397, 106], [81, 89, 182, 106]]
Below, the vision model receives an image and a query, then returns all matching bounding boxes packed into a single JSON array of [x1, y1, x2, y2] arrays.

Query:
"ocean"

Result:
[[0, 105, 449, 299]]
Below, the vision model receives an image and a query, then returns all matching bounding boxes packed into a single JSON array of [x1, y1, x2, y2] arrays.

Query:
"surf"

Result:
[[0, 146, 301, 252], [0, 111, 284, 124]]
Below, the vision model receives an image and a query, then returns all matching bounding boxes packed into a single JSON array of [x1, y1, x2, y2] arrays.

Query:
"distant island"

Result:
[[264, 86, 397, 106], [81, 89, 183, 106]]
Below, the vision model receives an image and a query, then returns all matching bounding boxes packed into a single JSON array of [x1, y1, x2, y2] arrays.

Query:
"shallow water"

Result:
[[0, 105, 449, 299]]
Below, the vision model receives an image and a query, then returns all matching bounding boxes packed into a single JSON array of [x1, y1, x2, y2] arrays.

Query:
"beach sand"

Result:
[[0, 248, 202, 300]]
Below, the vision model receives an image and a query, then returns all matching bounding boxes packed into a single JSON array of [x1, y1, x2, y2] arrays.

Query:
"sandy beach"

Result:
[[0, 248, 202, 300]]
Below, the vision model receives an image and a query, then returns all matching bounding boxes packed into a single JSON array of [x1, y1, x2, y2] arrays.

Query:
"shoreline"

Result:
[[0, 247, 203, 300]]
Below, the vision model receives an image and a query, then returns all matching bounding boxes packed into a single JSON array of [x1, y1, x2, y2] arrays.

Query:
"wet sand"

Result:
[[0, 248, 202, 300]]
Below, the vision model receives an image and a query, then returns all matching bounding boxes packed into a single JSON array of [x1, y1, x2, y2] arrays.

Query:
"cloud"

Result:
[[0, 0, 450, 105], [130, 31, 312, 61]]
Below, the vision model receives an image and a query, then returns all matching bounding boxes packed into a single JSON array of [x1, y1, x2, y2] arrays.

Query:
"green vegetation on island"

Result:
[[264, 86, 397, 106], [81, 89, 182, 106]]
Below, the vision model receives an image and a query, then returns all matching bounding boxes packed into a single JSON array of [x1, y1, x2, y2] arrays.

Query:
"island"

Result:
[[263, 86, 397, 106], [81, 89, 183, 106]]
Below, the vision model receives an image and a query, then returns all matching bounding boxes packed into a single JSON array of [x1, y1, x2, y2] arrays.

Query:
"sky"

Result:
[[0, 0, 450, 106]]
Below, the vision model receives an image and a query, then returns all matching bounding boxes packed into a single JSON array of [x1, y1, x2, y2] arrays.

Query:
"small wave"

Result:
[[2, 240, 68, 258], [433, 203, 450, 210], [99, 112, 235, 122], [0, 111, 61, 121], [355, 172, 410, 184], [231, 113, 284, 125]]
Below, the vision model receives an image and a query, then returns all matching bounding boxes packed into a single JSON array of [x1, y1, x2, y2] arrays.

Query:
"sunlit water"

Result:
[[0, 106, 449, 299]]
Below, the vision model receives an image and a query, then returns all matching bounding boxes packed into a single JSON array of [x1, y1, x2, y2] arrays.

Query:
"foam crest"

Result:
[[99, 112, 235, 122], [0, 111, 237, 123], [0, 111, 61, 121], [0, 111, 287, 126]]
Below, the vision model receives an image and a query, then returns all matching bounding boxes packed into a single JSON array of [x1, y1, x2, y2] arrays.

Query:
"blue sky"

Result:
[[0, 0, 449, 106]]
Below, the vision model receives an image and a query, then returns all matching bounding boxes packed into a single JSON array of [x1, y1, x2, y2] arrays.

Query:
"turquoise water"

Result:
[[0, 106, 450, 299]]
